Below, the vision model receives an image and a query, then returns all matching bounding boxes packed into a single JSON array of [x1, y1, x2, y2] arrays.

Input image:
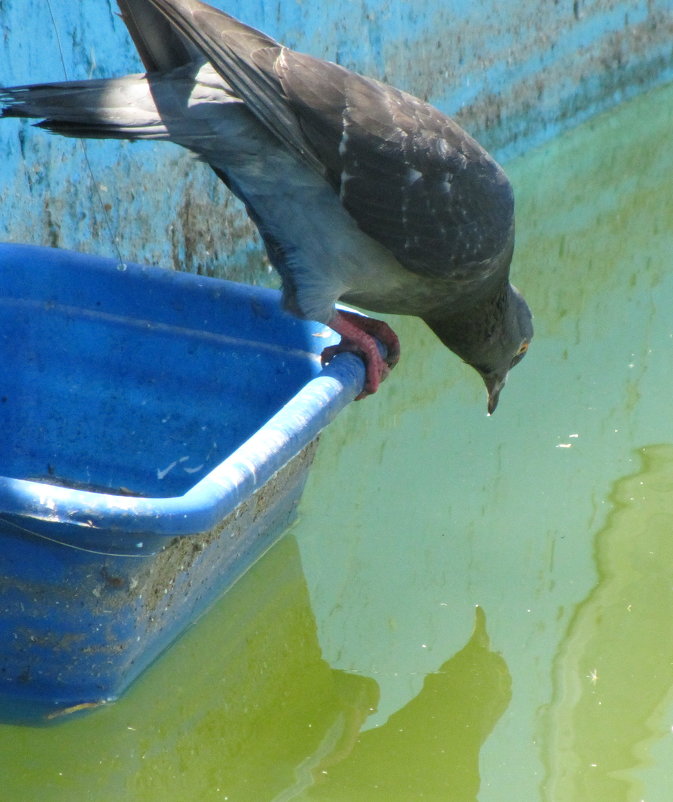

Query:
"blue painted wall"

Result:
[[1, 0, 672, 279]]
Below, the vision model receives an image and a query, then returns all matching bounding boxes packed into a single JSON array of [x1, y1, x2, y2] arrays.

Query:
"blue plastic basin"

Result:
[[0, 243, 365, 724]]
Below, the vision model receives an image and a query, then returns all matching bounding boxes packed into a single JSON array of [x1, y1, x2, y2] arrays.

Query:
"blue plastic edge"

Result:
[[0, 352, 364, 540]]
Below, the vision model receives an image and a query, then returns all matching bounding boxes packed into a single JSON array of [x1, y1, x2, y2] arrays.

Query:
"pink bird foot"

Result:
[[322, 310, 401, 399]]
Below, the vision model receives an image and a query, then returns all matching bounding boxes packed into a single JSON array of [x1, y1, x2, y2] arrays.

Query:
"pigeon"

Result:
[[1, 0, 532, 411]]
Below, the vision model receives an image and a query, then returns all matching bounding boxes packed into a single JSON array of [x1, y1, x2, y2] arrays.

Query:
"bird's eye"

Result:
[[509, 341, 529, 369]]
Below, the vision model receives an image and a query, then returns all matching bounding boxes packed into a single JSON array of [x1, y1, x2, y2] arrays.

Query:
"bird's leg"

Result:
[[322, 310, 401, 398]]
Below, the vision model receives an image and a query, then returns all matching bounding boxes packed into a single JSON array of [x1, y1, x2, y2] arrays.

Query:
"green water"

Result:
[[2, 81, 673, 801]]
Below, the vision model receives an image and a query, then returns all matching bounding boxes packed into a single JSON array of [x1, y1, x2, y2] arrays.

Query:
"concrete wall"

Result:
[[1, 0, 672, 280]]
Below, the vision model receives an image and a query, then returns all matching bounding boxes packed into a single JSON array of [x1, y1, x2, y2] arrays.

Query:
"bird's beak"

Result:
[[484, 373, 507, 415]]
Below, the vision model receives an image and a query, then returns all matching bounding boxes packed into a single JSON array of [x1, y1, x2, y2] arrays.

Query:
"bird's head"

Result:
[[424, 283, 533, 413], [470, 285, 533, 413]]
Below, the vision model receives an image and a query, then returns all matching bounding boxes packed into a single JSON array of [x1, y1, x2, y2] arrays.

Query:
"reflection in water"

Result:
[[541, 445, 673, 802], [304, 605, 511, 801], [126, 534, 380, 802], [0, 533, 511, 801]]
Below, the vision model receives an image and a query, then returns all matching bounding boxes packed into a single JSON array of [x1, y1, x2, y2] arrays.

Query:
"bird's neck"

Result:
[[422, 280, 512, 361]]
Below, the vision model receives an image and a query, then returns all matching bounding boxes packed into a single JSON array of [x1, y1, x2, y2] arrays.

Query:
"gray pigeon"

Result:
[[1, 0, 532, 411]]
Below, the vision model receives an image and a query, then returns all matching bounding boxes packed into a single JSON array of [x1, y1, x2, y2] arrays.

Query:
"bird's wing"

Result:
[[277, 51, 515, 279], [143, 0, 326, 175], [118, 0, 204, 72], [144, 0, 513, 280]]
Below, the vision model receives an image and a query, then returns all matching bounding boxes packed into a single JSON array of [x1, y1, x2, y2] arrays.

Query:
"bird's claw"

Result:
[[322, 310, 400, 399]]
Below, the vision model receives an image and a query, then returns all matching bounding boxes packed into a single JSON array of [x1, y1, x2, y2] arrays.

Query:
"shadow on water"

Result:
[[541, 444, 673, 802]]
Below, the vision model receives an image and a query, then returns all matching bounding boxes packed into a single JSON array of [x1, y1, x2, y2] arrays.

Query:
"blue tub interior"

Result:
[[0, 243, 333, 498]]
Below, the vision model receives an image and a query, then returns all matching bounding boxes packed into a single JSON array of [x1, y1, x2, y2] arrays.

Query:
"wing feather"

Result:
[[144, 0, 514, 280], [277, 51, 515, 278], [145, 0, 325, 174]]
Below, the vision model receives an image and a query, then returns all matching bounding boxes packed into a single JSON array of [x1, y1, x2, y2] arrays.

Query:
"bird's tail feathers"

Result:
[[1, 76, 169, 141]]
